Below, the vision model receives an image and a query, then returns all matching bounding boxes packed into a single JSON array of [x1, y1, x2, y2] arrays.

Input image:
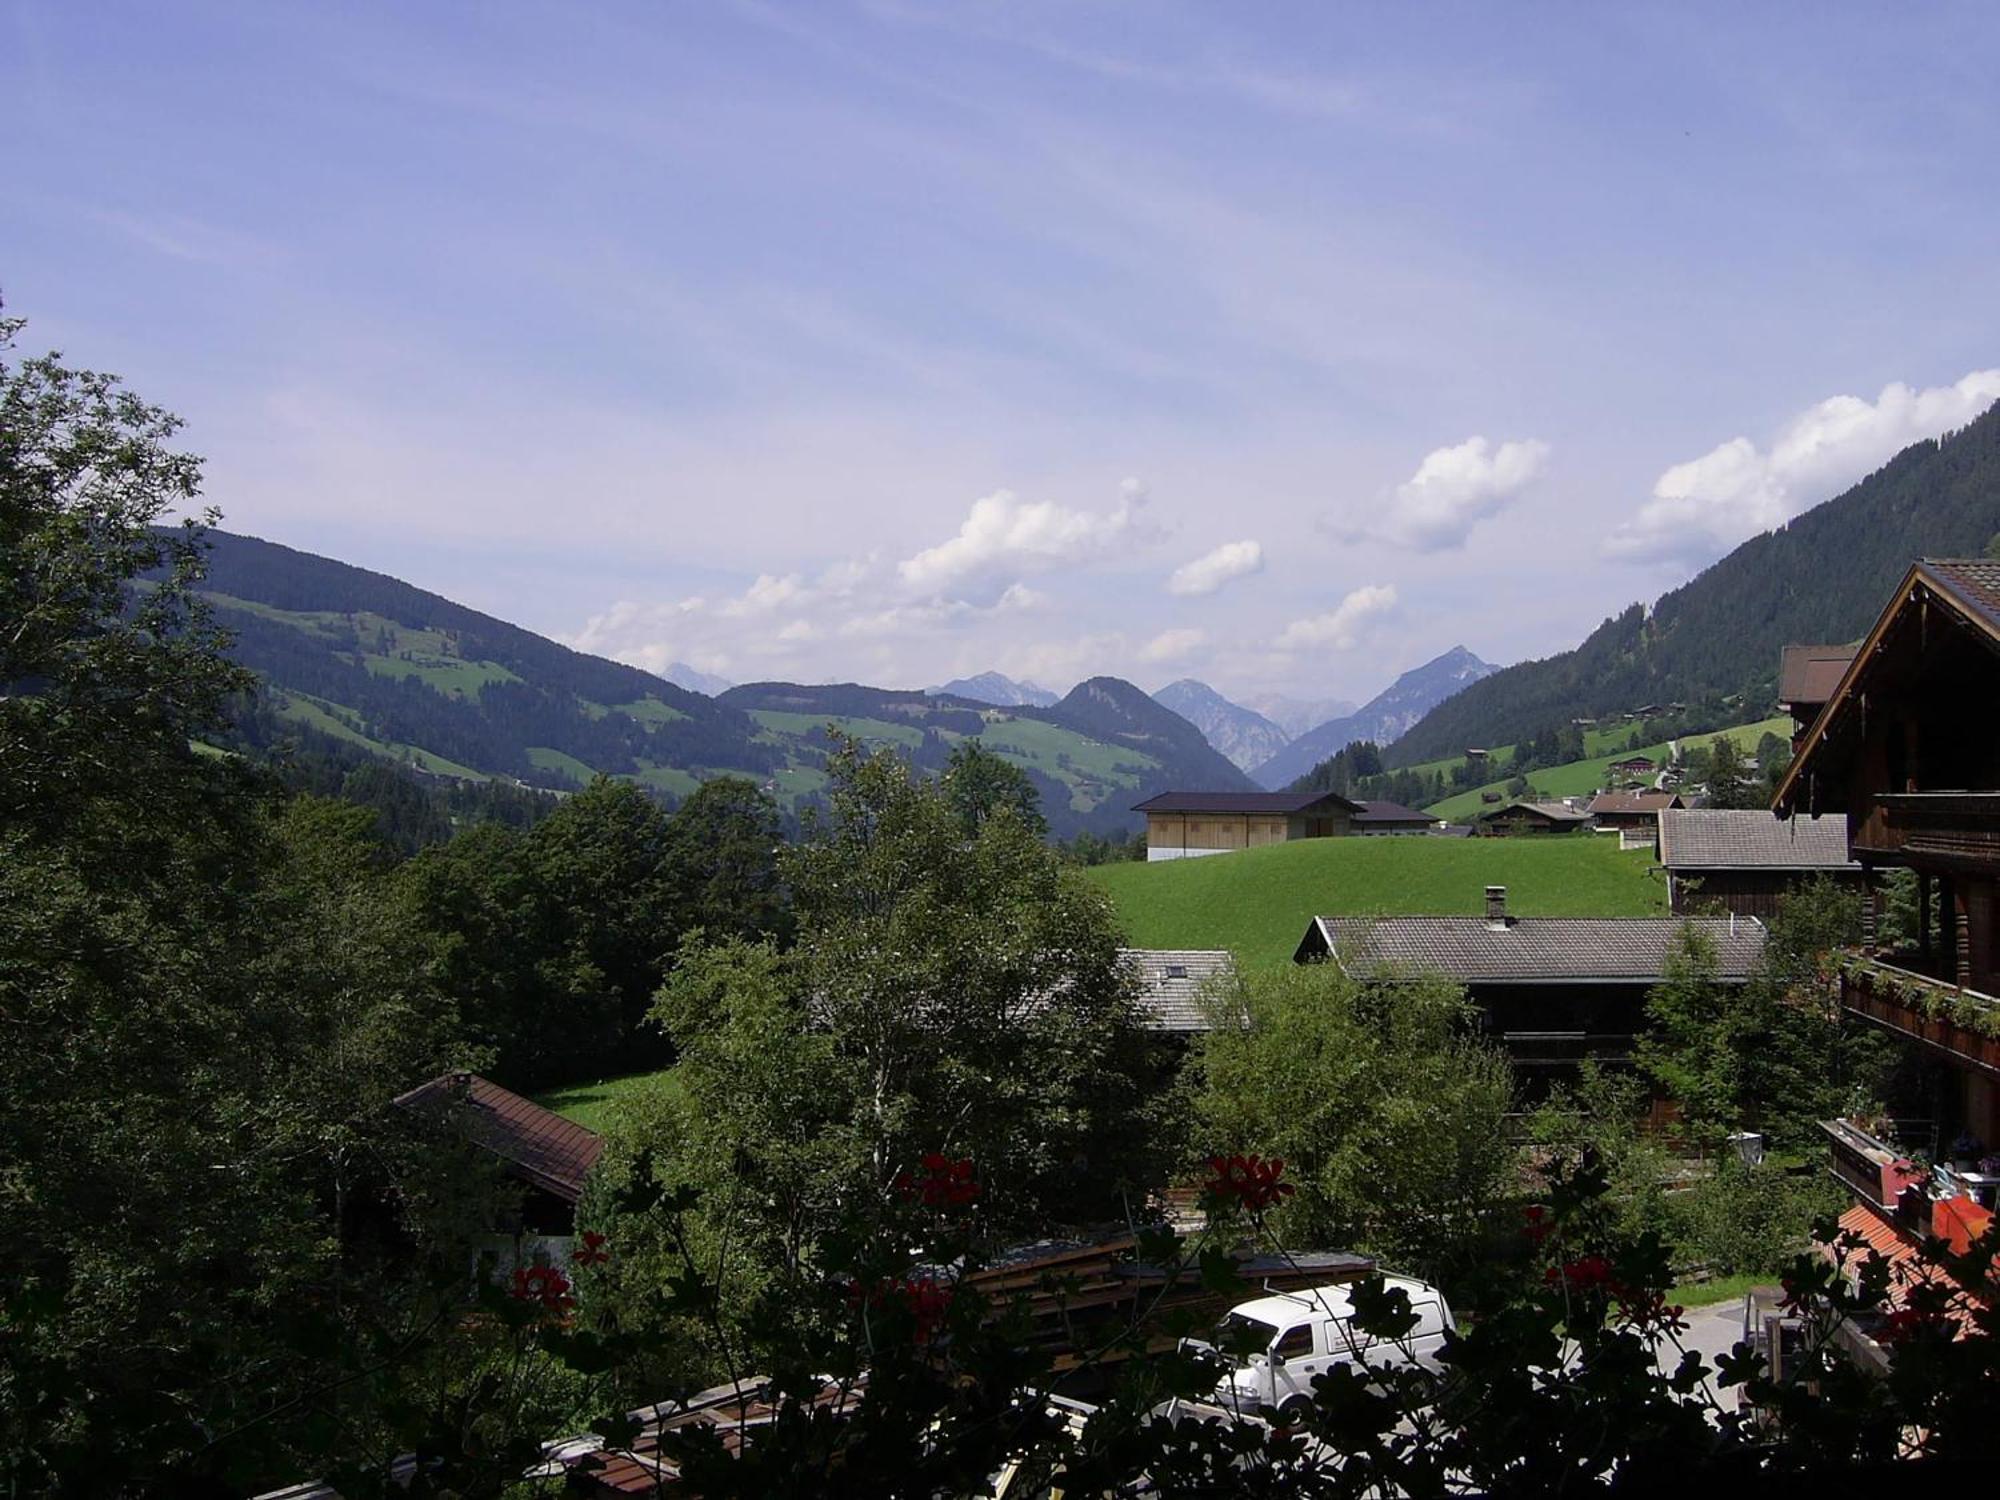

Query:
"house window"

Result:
[[1166, 964, 1188, 979]]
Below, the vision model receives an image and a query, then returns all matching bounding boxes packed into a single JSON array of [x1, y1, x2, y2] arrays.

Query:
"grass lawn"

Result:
[[535, 1066, 682, 1133], [1082, 835, 1667, 966], [1425, 717, 1790, 821], [1671, 1271, 1772, 1308]]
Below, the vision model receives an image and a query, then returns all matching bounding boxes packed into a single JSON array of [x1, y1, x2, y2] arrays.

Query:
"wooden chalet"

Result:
[[1295, 887, 1766, 1096], [1608, 755, 1657, 777], [1774, 558, 2000, 1166], [1657, 807, 1863, 918], [1474, 799, 1591, 836], [393, 1072, 603, 1269], [1352, 799, 1438, 835], [1132, 788, 1360, 861], [1584, 789, 1684, 832]]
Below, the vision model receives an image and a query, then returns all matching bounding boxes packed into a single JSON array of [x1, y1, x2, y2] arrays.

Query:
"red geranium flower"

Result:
[[509, 1263, 576, 1315], [1522, 1204, 1553, 1245], [1204, 1154, 1296, 1215], [573, 1231, 610, 1268], [896, 1153, 982, 1210]]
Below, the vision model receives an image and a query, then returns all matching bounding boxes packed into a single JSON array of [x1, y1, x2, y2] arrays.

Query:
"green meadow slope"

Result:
[[1421, 717, 1788, 821], [1082, 835, 1666, 966]]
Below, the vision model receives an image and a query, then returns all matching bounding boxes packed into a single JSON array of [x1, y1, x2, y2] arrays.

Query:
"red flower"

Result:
[[509, 1263, 576, 1314], [1204, 1154, 1296, 1215], [848, 1274, 956, 1343], [896, 1153, 982, 1210], [1522, 1204, 1553, 1245], [1880, 1307, 1953, 1345], [573, 1231, 610, 1268], [1544, 1255, 1614, 1292]]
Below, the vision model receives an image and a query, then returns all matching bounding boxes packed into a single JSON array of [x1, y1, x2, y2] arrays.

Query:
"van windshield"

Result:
[[1214, 1313, 1280, 1363]]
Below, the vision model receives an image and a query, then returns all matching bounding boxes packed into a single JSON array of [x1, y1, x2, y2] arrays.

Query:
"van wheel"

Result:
[[1277, 1395, 1313, 1426]]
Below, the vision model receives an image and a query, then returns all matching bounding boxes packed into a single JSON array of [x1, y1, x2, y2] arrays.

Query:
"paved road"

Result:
[[1655, 1297, 1751, 1413]]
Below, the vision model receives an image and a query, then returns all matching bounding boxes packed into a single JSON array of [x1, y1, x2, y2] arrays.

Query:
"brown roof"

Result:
[[393, 1073, 603, 1204], [1658, 809, 1857, 871], [1777, 644, 1858, 708], [1586, 791, 1682, 816], [1131, 789, 1361, 815], [1480, 800, 1591, 825], [1925, 557, 2000, 634], [1354, 799, 1434, 825], [1300, 915, 1766, 981]]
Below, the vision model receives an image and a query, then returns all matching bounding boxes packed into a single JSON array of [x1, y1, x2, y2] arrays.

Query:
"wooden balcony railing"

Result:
[[1819, 1118, 1927, 1213], [1852, 791, 2000, 866], [1838, 955, 2000, 1076]]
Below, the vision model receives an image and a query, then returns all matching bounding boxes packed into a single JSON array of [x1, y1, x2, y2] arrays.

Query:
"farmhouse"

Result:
[[393, 1072, 603, 1269], [1773, 561, 2000, 1363], [1585, 789, 1683, 833], [1132, 789, 1361, 861], [1658, 807, 1862, 917], [1475, 799, 1591, 835], [1294, 887, 1765, 1095], [1122, 947, 1233, 1032], [1608, 755, 1657, 776], [1352, 799, 1438, 835]]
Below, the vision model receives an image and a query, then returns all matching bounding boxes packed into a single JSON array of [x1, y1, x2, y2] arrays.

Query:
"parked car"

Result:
[[1189, 1276, 1455, 1422]]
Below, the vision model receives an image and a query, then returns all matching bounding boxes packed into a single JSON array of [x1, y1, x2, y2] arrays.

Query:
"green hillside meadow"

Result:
[[1083, 835, 1666, 966], [1421, 717, 1789, 821]]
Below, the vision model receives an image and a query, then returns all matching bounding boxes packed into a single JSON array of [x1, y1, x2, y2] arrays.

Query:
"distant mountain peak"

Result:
[[660, 661, 733, 697], [1250, 646, 1501, 788], [928, 670, 1059, 707], [1151, 679, 1291, 772]]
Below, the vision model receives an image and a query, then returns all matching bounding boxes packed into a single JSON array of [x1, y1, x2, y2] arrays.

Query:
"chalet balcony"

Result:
[[1838, 954, 2000, 1077], [1819, 1118, 1927, 1214], [1851, 791, 2000, 868]]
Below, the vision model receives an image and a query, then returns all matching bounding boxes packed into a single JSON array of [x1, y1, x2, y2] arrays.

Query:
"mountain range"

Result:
[[1384, 400, 2000, 767], [1150, 679, 1292, 772], [928, 671, 1061, 707], [1239, 692, 1357, 739], [191, 530, 1246, 840], [1251, 646, 1501, 788]]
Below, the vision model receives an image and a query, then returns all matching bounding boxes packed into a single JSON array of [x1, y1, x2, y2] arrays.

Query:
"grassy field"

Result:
[[1083, 835, 1666, 965], [1424, 717, 1789, 821], [535, 1066, 681, 1133]]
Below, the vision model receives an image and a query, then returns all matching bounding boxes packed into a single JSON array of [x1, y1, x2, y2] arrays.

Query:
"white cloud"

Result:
[[1275, 584, 1399, 650], [1167, 539, 1264, 596], [1374, 436, 1549, 550], [1608, 372, 2000, 563], [898, 479, 1154, 593], [1139, 627, 1206, 662]]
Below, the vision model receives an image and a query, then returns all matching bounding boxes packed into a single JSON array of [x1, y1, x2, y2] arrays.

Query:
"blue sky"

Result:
[[6, 2, 1999, 702]]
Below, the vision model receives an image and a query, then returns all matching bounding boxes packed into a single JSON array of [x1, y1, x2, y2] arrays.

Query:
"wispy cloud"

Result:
[[1276, 584, 1399, 651], [1167, 539, 1264, 596]]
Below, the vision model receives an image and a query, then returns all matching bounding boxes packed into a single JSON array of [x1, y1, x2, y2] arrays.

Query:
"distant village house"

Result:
[[1475, 799, 1591, 836], [1133, 789, 1360, 861], [1658, 807, 1863, 918]]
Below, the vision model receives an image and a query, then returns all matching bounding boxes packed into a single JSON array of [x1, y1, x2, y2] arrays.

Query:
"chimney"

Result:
[[1484, 885, 1509, 929]]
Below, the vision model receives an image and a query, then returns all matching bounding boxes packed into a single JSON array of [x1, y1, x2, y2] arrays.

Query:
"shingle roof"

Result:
[[1354, 800, 1434, 824], [1302, 915, 1766, 981], [1122, 948, 1233, 1031], [1586, 791, 1682, 816], [1131, 789, 1361, 815], [1778, 644, 1858, 707], [1924, 558, 2000, 636], [1658, 809, 1857, 871], [393, 1073, 604, 1204]]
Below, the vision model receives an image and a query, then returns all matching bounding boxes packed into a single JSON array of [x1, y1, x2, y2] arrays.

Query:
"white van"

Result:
[[1195, 1276, 1455, 1421]]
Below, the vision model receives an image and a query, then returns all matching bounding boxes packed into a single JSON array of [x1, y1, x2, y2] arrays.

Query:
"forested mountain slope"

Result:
[[1387, 403, 2000, 766]]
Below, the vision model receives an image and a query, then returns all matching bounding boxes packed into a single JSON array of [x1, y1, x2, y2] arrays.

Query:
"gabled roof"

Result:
[[1131, 788, 1361, 815], [1122, 948, 1233, 1031], [1354, 800, 1434, 825], [1479, 800, 1591, 824], [1298, 915, 1766, 981], [393, 1072, 604, 1204], [1776, 560, 2000, 814], [1658, 809, 1857, 871], [1586, 791, 1682, 816], [1778, 644, 1858, 708]]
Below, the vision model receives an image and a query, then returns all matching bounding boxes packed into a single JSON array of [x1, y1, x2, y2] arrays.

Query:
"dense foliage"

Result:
[[1389, 401, 2000, 765]]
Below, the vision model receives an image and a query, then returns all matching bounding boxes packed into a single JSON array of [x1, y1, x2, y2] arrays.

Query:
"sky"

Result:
[[6, 2, 2000, 704]]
